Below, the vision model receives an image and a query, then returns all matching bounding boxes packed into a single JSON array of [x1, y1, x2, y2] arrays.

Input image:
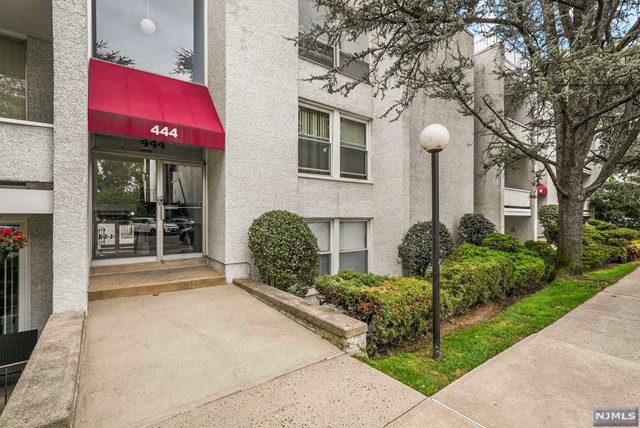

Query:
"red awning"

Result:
[[88, 59, 224, 150]]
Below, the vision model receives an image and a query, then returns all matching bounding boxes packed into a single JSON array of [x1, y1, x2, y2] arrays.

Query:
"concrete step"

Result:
[[90, 258, 207, 276], [88, 265, 226, 301]]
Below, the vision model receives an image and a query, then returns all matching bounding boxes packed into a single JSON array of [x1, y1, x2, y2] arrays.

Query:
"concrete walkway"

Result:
[[73, 285, 428, 427], [400, 266, 640, 427]]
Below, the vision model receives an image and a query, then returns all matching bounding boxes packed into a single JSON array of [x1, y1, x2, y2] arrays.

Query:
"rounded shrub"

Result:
[[482, 232, 524, 253], [457, 213, 497, 246], [538, 204, 559, 244], [248, 210, 319, 297], [398, 221, 454, 276], [538, 204, 559, 229]]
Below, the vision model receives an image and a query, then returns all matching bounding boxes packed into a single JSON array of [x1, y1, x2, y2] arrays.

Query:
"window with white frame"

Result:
[[298, 0, 369, 79], [298, 104, 369, 180], [299, 106, 331, 176], [0, 35, 26, 120], [307, 219, 369, 276], [307, 221, 332, 276]]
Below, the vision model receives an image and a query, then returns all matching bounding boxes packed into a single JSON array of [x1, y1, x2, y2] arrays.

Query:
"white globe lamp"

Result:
[[420, 123, 450, 153], [140, 18, 156, 35]]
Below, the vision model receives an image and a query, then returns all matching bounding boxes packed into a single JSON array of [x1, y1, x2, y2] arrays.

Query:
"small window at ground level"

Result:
[[339, 221, 368, 273], [306, 219, 369, 276], [0, 35, 26, 120], [93, 0, 205, 83], [298, 106, 331, 176]]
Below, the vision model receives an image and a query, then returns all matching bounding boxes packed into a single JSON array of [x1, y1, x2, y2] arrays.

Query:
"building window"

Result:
[[93, 0, 205, 83], [298, 106, 331, 176], [298, 0, 369, 79], [307, 221, 332, 276], [307, 219, 369, 276], [339, 220, 368, 273], [340, 118, 367, 179], [0, 35, 26, 120], [298, 104, 370, 180]]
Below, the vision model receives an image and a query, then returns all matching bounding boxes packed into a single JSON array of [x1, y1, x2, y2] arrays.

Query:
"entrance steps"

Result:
[[89, 258, 226, 301]]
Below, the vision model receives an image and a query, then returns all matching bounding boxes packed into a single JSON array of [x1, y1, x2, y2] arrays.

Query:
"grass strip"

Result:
[[362, 261, 640, 396]]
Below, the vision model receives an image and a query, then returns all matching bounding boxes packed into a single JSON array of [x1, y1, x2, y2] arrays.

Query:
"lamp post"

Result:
[[420, 124, 450, 360]]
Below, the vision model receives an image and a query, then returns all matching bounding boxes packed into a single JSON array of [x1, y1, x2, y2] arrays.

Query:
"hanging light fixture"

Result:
[[140, 0, 156, 34]]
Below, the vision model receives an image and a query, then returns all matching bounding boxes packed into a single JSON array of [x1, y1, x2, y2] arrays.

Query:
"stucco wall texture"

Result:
[[474, 46, 505, 233], [0, 122, 53, 184], [28, 214, 53, 335], [51, 0, 89, 313], [206, 7, 477, 280]]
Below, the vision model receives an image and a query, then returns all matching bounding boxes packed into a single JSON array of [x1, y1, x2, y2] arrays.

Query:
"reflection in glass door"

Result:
[[93, 155, 158, 259], [1, 224, 21, 334], [161, 163, 203, 256]]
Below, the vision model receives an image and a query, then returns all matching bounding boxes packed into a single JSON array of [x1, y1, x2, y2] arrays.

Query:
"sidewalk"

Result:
[[395, 266, 640, 427], [73, 285, 427, 427]]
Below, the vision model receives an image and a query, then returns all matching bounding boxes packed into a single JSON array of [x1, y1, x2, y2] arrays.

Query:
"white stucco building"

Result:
[[473, 41, 597, 242], [0, 0, 479, 333]]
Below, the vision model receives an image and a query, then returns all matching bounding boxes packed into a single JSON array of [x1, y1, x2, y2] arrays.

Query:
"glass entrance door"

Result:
[[160, 163, 204, 257], [93, 154, 204, 261], [93, 155, 158, 260]]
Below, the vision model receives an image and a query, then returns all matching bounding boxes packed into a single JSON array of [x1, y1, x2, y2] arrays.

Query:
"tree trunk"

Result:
[[556, 192, 585, 274]]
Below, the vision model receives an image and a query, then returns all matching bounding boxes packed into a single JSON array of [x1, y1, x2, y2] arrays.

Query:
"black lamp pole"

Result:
[[430, 149, 441, 360]]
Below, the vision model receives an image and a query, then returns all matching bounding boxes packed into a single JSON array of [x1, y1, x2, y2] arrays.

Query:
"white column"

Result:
[[52, 0, 89, 312]]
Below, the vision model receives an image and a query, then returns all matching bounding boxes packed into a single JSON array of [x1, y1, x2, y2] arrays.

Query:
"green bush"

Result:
[[603, 227, 640, 241], [581, 222, 626, 269], [442, 245, 514, 311], [587, 219, 616, 231], [398, 221, 454, 276], [544, 223, 559, 245], [443, 243, 546, 309], [582, 225, 607, 244], [482, 233, 524, 253], [457, 213, 497, 246], [538, 204, 559, 244], [582, 242, 623, 269], [580, 220, 639, 268], [248, 210, 319, 297], [524, 240, 557, 280], [315, 271, 456, 353], [507, 251, 547, 293]]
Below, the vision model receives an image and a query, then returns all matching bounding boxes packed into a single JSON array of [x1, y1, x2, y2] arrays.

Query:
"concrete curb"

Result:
[[233, 278, 368, 356], [0, 311, 85, 428]]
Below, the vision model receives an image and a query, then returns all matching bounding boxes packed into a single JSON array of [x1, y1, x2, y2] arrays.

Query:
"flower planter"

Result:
[[0, 251, 9, 263]]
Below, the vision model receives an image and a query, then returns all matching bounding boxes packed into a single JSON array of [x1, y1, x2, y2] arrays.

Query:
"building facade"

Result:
[[0, 0, 477, 333], [473, 42, 597, 242]]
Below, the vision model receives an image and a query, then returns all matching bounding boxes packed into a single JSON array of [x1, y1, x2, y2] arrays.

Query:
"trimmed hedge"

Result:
[[315, 271, 456, 353], [524, 240, 557, 280], [398, 221, 454, 276], [482, 233, 524, 253], [317, 238, 549, 352], [441, 244, 514, 311], [248, 210, 319, 297], [449, 242, 546, 302], [457, 213, 497, 246]]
